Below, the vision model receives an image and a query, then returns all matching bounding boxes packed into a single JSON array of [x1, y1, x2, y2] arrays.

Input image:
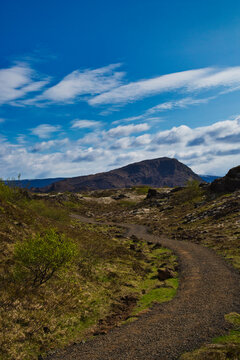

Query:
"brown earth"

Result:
[[46, 215, 240, 360]]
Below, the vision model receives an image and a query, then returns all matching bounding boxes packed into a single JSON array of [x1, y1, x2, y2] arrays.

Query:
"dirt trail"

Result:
[[47, 215, 240, 360]]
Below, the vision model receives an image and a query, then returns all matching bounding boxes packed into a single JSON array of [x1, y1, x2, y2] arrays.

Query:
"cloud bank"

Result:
[[0, 115, 239, 179]]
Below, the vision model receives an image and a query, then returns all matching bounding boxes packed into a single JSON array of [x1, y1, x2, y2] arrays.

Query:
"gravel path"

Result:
[[47, 215, 240, 360]]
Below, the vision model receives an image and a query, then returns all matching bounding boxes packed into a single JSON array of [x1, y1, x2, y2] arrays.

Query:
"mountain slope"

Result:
[[36, 157, 202, 192]]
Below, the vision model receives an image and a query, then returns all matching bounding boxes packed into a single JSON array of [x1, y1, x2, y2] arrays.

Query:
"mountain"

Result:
[[199, 175, 220, 183], [35, 157, 202, 193], [6, 178, 65, 189]]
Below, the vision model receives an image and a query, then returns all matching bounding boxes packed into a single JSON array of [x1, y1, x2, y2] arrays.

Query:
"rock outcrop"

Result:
[[210, 165, 240, 193]]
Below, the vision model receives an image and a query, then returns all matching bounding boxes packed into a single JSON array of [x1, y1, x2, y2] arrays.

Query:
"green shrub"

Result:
[[173, 180, 203, 204], [14, 229, 77, 287], [0, 179, 21, 202], [132, 186, 151, 195]]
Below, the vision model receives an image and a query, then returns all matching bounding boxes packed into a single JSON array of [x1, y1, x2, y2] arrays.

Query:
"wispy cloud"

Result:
[[0, 118, 5, 123], [89, 67, 240, 106], [145, 96, 215, 114], [105, 123, 150, 137], [112, 96, 213, 125], [31, 124, 61, 138], [88, 68, 211, 105], [0, 62, 48, 105], [71, 119, 100, 129], [37, 63, 125, 104], [2, 63, 240, 110]]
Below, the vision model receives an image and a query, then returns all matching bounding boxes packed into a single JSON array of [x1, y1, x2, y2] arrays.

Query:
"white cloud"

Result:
[[105, 123, 150, 137], [89, 67, 240, 106], [0, 118, 5, 123], [131, 134, 151, 146], [145, 96, 215, 115], [154, 125, 192, 145], [0, 63, 48, 105], [71, 119, 100, 129], [31, 138, 69, 152], [191, 67, 240, 90], [3, 62, 240, 111], [31, 124, 61, 139], [109, 137, 132, 150], [38, 63, 124, 103], [0, 115, 239, 179], [89, 68, 210, 106]]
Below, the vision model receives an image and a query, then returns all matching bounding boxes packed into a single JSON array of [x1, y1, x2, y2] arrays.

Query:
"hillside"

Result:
[[0, 181, 178, 360], [1, 165, 239, 359], [36, 157, 202, 193]]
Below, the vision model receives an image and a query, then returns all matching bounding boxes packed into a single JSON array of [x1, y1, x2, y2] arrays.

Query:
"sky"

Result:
[[0, 0, 240, 179]]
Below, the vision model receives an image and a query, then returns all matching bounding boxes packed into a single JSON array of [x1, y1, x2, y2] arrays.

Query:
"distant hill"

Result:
[[200, 175, 220, 183], [6, 178, 65, 189], [35, 157, 202, 193]]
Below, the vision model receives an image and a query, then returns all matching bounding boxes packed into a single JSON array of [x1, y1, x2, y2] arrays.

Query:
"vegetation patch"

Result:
[[0, 184, 179, 360]]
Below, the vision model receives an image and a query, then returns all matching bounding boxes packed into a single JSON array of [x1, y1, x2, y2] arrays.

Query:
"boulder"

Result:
[[146, 188, 169, 200], [157, 267, 175, 281]]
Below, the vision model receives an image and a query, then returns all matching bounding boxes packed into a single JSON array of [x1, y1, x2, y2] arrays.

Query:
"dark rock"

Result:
[[43, 326, 50, 333], [157, 268, 175, 281], [152, 243, 162, 250], [146, 188, 158, 198], [146, 188, 169, 200], [147, 241, 153, 245], [131, 234, 139, 242], [112, 194, 126, 200], [170, 186, 185, 193], [210, 165, 240, 193], [199, 182, 208, 189]]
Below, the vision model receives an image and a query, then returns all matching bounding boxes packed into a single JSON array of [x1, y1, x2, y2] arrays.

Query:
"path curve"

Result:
[[47, 215, 240, 360]]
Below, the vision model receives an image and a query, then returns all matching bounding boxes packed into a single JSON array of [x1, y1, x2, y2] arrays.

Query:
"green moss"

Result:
[[131, 186, 151, 195], [118, 200, 138, 208], [132, 284, 178, 315]]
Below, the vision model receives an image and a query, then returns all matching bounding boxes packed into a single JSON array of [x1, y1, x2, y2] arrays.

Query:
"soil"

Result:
[[46, 215, 240, 360]]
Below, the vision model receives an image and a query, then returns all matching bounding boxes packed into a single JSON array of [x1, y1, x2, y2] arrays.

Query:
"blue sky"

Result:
[[0, 0, 240, 178]]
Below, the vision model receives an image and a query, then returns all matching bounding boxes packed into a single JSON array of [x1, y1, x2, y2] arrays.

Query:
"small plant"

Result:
[[172, 180, 203, 205], [132, 186, 151, 195], [0, 179, 19, 202], [14, 229, 77, 287]]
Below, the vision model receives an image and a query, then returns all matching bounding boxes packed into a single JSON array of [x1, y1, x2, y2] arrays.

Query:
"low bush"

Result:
[[172, 180, 203, 205], [0, 179, 21, 202], [14, 229, 77, 287]]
